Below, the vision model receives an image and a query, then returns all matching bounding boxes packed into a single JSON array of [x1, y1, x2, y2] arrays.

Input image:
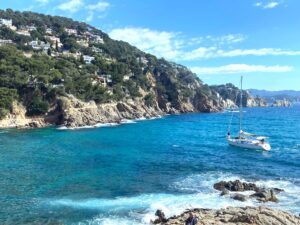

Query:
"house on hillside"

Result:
[[91, 46, 103, 53], [28, 40, 50, 51], [45, 35, 63, 48], [0, 39, 13, 46], [0, 18, 17, 30], [26, 25, 37, 31], [64, 28, 77, 35], [90, 35, 104, 44], [83, 55, 95, 64], [61, 50, 82, 59], [95, 74, 112, 87], [76, 39, 89, 47], [16, 29, 31, 36], [46, 28, 53, 34], [0, 18, 12, 26], [123, 72, 134, 81], [137, 56, 148, 65]]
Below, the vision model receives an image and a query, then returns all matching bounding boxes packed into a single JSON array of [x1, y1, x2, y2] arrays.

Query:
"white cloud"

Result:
[[34, 0, 49, 3], [254, 1, 280, 9], [191, 64, 293, 75], [109, 27, 248, 60], [109, 27, 181, 59], [182, 48, 300, 60], [109, 27, 300, 62], [86, 1, 110, 11], [207, 34, 246, 45], [57, 0, 83, 13], [264, 1, 279, 8], [86, 11, 94, 22], [254, 2, 262, 7]]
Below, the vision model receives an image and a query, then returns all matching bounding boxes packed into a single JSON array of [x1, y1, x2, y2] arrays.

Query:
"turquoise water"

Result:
[[0, 107, 300, 224]]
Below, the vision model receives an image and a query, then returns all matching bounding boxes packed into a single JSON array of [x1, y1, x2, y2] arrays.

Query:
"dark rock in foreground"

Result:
[[214, 180, 284, 203], [163, 206, 300, 225], [214, 180, 258, 192]]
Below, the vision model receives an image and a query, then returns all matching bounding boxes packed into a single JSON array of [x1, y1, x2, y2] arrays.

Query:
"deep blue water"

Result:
[[0, 107, 299, 224]]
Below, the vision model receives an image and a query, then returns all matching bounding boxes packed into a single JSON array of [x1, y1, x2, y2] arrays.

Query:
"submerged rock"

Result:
[[231, 193, 248, 202], [250, 189, 278, 203]]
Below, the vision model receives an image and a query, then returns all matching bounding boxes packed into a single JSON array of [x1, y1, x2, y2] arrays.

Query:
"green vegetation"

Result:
[[0, 9, 222, 117], [0, 87, 18, 118]]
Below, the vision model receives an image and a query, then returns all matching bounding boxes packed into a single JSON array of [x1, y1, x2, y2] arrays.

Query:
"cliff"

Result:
[[163, 206, 300, 225], [211, 83, 267, 108], [0, 9, 226, 128], [271, 99, 291, 107]]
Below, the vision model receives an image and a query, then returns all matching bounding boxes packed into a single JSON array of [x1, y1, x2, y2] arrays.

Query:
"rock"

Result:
[[220, 190, 229, 196], [163, 206, 300, 225], [231, 194, 248, 202], [213, 180, 258, 192], [271, 99, 291, 107], [0, 101, 47, 129], [151, 209, 167, 224], [251, 189, 278, 202]]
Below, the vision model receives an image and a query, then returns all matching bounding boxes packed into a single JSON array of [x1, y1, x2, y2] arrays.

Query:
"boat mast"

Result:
[[239, 76, 243, 136]]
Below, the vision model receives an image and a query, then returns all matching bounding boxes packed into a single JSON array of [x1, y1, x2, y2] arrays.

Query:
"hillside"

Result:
[[0, 9, 235, 128], [249, 89, 300, 104], [210, 84, 267, 108]]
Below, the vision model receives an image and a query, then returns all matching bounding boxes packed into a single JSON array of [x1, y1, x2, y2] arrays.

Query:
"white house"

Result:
[[45, 35, 63, 48], [0, 18, 16, 30], [0, 39, 13, 46], [137, 56, 148, 65], [91, 46, 103, 53], [65, 28, 77, 35], [0, 18, 12, 27], [62, 50, 82, 59], [26, 25, 37, 31], [16, 30, 31, 36], [46, 28, 53, 34], [90, 35, 104, 44], [28, 40, 50, 51], [76, 39, 89, 47], [96, 74, 112, 86], [123, 72, 134, 81], [83, 55, 95, 64]]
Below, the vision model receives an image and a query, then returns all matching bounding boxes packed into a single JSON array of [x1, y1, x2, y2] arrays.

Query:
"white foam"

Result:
[[120, 119, 137, 124], [46, 173, 300, 224], [57, 123, 119, 130], [57, 115, 164, 130]]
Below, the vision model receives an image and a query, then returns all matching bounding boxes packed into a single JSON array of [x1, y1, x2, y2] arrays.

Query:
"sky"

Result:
[[1, 0, 300, 90]]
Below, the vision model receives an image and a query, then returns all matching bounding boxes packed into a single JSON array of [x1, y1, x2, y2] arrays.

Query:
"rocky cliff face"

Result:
[[57, 95, 165, 128], [0, 102, 46, 128], [247, 96, 267, 107], [163, 206, 300, 225], [271, 99, 291, 107], [210, 84, 267, 108]]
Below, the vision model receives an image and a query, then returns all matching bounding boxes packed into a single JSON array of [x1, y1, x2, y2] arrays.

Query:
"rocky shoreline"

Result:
[[151, 180, 300, 225], [162, 206, 300, 225]]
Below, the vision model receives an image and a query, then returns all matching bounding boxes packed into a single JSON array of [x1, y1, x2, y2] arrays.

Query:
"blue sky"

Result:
[[1, 0, 300, 90]]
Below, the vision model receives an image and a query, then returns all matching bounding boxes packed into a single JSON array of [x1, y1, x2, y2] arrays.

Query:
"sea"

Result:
[[0, 107, 299, 224]]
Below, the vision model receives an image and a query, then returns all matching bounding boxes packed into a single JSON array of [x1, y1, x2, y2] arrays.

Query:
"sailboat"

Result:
[[227, 76, 271, 151]]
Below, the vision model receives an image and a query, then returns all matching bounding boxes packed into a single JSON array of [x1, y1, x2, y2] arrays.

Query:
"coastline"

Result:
[[162, 206, 300, 225]]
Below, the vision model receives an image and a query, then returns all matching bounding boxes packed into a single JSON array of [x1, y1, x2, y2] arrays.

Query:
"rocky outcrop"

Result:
[[58, 96, 165, 128], [271, 99, 291, 107], [0, 102, 47, 128], [162, 206, 300, 225], [214, 180, 284, 203], [214, 180, 259, 192], [247, 96, 267, 107]]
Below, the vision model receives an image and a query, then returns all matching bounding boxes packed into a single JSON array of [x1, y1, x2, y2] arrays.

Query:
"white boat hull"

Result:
[[227, 138, 271, 151]]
